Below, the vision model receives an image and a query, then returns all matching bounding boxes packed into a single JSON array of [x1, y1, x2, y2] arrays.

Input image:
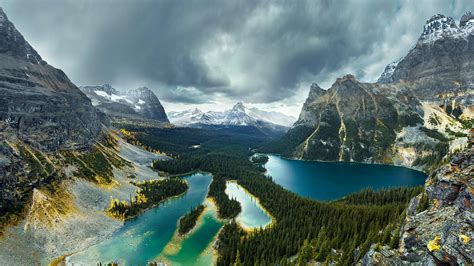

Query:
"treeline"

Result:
[[339, 186, 423, 205], [153, 154, 244, 219], [108, 178, 188, 220], [251, 154, 269, 164], [122, 126, 423, 265], [178, 204, 205, 235]]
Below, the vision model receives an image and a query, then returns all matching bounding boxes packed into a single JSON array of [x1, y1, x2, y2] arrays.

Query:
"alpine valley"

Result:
[[0, 5, 472, 266]]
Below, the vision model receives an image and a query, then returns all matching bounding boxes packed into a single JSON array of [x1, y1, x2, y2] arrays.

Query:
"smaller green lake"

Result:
[[225, 181, 272, 230], [161, 199, 223, 265], [265, 154, 427, 201], [66, 173, 222, 265]]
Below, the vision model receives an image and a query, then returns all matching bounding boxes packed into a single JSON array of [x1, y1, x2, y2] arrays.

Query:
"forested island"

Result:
[[178, 204, 206, 235]]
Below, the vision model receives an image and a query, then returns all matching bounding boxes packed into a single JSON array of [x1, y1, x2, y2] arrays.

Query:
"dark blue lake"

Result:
[[265, 155, 427, 201]]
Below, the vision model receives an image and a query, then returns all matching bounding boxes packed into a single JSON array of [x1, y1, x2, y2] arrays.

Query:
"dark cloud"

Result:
[[1, 0, 471, 104]]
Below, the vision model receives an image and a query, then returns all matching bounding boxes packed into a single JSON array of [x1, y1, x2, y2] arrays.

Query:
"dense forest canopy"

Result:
[[118, 125, 424, 265]]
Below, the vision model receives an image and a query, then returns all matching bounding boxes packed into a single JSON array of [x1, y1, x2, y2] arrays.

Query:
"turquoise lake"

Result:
[[67, 173, 222, 265], [225, 181, 272, 230], [265, 155, 427, 201]]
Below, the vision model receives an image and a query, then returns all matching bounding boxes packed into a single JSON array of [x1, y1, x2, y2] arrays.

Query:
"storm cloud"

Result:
[[1, 0, 471, 104]]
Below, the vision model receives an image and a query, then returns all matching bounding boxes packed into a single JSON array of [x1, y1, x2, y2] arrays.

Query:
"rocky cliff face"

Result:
[[0, 7, 105, 220], [281, 75, 432, 163], [80, 84, 169, 123], [271, 12, 473, 169], [363, 136, 473, 264], [378, 12, 474, 107], [0, 8, 104, 152]]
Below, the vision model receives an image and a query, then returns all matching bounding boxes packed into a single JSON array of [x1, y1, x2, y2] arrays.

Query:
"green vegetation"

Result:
[[108, 178, 188, 220], [251, 154, 269, 164], [428, 114, 440, 126], [340, 187, 423, 205], [61, 135, 131, 184], [458, 118, 473, 129], [121, 125, 424, 265], [62, 146, 114, 184], [413, 142, 449, 170], [178, 204, 205, 235], [17, 144, 55, 179], [445, 127, 467, 138], [419, 127, 449, 142], [416, 191, 430, 213]]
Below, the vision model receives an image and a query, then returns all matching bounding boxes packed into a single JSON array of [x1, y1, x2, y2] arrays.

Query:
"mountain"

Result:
[[0, 8, 104, 152], [378, 12, 474, 107], [269, 75, 432, 163], [80, 84, 169, 123], [267, 13, 473, 170], [168, 102, 289, 137], [245, 107, 296, 127], [0, 7, 106, 226]]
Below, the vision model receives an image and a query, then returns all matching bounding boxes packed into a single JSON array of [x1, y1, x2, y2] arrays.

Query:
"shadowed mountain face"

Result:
[[378, 13, 474, 105], [0, 7, 104, 152], [277, 75, 424, 162], [268, 12, 473, 166], [80, 84, 169, 123], [0, 7, 106, 218]]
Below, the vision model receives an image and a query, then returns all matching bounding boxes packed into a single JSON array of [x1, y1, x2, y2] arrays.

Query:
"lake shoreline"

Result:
[[262, 154, 427, 201], [256, 152, 427, 175], [225, 180, 276, 232]]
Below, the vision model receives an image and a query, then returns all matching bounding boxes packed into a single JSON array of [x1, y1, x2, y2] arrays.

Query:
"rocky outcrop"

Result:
[[378, 13, 474, 107], [363, 135, 473, 264], [272, 12, 473, 168], [0, 7, 105, 221], [126, 87, 169, 122], [278, 75, 431, 163], [0, 8, 104, 152], [80, 84, 169, 123]]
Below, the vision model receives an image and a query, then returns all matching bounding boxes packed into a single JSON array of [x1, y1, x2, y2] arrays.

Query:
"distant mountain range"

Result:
[[267, 12, 473, 172], [80, 84, 169, 123], [168, 102, 293, 137]]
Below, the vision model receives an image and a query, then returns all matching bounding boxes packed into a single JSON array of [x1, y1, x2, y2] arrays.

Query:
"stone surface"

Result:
[[363, 138, 474, 265], [80, 84, 169, 123], [378, 13, 474, 107], [284, 74, 429, 164], [0, 8, 105, 218]]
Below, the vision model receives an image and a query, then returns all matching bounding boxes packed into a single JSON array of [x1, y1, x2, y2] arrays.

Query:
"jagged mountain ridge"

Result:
[[0, 7, 106, 224], [168, 102, 290, 137], [0, 7, 104, 152], [169, 102, 294, 127], [80, 84, 169, 123], [268, 12, 473, 169], [276, 75, 431, 163], [378, 12, 474, 106]]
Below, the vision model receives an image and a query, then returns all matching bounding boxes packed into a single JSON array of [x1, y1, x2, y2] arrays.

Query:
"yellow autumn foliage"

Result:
[[427, 235, 441, 252], [459, 234, 471, 244]]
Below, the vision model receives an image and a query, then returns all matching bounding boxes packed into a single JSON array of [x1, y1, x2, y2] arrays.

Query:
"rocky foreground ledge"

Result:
[[363, 133, 473, 264]]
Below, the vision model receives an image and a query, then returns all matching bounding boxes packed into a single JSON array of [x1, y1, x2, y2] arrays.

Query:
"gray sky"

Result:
[[0, 0, 471, 115]]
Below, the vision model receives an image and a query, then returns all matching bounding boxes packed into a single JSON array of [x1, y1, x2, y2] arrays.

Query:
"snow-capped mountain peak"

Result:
[[168, 102, 296, 128], [231, 102, 246, 112], [460, 11, 474, 28], [418, 13, 473, 44], [419, 14, 458, 43], [80, 84, 169, 122]]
